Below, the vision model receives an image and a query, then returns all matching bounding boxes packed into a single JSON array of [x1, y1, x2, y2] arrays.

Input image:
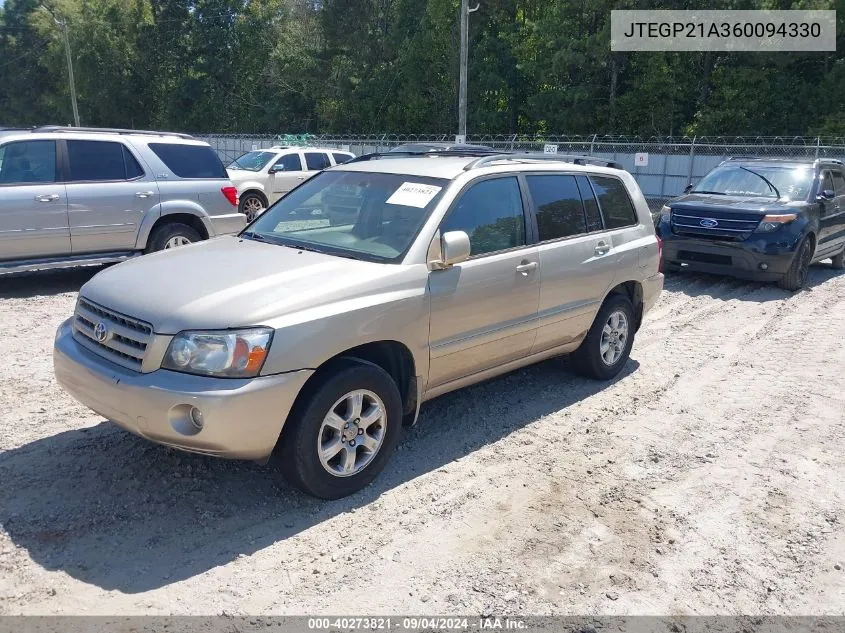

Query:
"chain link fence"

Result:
[[204, 133, 845, 210]]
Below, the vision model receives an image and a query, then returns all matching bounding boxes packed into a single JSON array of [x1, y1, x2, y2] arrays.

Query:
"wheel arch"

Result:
[[240, 188, 269, 208], [604, 280, 644, 331], [272, 340, 419, 457]]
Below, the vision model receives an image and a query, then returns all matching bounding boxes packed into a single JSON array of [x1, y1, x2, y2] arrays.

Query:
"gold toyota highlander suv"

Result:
[[54, 151, 664, 499]]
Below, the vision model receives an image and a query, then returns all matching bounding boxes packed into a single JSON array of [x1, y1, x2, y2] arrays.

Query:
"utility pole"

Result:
[[41, 5, 80, 127], [458, 0, 479, 142]]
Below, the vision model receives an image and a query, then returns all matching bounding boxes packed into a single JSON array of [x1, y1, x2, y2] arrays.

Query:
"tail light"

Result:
[[221, 186, 238, 207], [656, 235, 663, 273]]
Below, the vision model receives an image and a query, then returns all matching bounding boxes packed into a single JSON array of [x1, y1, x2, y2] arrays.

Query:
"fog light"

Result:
[[759, 263, 769, 271], [189, 407, 204, 430]]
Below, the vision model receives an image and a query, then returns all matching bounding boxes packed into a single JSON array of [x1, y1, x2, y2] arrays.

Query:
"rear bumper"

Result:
[[207, 212, 247, 237], [661, 234, 795, 282], [54, 318, 312, 460]]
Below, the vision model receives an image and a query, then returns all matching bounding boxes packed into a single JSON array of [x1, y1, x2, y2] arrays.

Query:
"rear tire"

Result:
[[274, 361, 403, 499], [570, 294, 636, 381], [145, 223, 202, 253], [777, 236, 813, 291]]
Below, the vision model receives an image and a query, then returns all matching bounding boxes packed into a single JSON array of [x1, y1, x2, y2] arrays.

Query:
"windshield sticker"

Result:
[[386, 182, 443, 208]]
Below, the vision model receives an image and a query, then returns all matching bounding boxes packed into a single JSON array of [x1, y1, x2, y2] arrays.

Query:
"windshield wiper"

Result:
[[739, 166, 781, 199], [241, 231, 269, 242], [691, 190, 727, 195]]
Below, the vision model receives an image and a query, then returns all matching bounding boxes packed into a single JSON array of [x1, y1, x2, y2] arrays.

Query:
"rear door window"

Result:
[[67, 140, 126, 181], [148, 143, 227, 179], [123, 146, 144, 179], [332, 152, 353, 165], [525, 175, 587, 241], [304, 152, 331, 170], [591, 176, 638, 229], [0, 140, 57, 184]]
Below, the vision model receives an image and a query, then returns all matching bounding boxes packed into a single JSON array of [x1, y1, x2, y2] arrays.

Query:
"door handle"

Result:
[[296, 176, 307, 180], [516, 261, 538, 275], [595, 241, 611, 257], [34, 194, 59, 202], [135, 191, 156, 199]]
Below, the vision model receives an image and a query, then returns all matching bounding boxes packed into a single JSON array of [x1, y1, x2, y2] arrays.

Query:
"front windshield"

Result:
[[228, 151, 277, 171], [693, 165, 813, 200], [245, 171, 449, 262]]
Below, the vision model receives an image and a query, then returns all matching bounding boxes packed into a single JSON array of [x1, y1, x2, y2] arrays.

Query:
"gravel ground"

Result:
[[0, 264, 844, 615]]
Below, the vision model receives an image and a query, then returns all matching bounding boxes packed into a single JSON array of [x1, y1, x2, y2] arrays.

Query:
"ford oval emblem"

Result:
[[700, 218, 719, 228]]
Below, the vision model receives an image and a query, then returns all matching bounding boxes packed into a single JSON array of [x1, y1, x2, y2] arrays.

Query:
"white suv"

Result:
[[226, 146, 355, 220]]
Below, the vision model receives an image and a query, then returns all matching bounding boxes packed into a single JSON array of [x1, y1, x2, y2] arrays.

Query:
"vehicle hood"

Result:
[[79, 236, 415, 333], [669, 194, 806, 215], [226, 169, 263, 184]]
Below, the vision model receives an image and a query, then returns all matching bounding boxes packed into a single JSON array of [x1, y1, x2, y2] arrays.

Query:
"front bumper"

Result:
[[660, 230, 796, 282], [53, 318, 313, 460]]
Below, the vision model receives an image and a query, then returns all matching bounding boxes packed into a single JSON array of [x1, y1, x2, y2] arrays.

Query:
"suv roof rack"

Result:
[[30, 126, 194, 140], [349, 149, 499, 163], [721, 156, 843, 166], [464, 153, 623, 170]]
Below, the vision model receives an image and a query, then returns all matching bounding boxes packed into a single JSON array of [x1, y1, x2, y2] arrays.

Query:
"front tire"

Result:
[[145, 223, 202, 253], [239, 192, 266, 222], [570, 294, 636, 381], [274, 362, 403, 499], [777, 236, 813, 291]]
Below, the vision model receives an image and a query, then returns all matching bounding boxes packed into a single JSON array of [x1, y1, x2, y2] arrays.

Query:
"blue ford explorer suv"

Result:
[[656, 157, 845, 291]]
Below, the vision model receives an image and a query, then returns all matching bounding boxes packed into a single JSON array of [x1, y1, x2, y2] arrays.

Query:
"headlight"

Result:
[[659, 205, 671, 223], [162, 328, 273, 378], [755, 213, 797, 233]]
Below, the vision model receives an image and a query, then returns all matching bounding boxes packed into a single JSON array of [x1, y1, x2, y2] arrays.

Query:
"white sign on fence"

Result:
[[252, 144, 258, 151], [635, 152, 649, 166], [543, 144, 559, 154], [455, 135, 466, 144]]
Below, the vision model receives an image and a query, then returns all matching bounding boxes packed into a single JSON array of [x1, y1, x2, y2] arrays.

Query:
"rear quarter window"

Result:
[[148, 143, 227, 179], [590, 176, 638, 229]]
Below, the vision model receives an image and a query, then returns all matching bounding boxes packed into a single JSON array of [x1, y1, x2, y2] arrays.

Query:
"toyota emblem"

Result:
[[93, 321, 109, 343], [699, 218, 719, 228]]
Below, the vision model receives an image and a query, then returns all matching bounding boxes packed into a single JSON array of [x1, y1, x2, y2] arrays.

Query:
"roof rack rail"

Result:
[[30, 126, 194, 139], [349, 149, 499, 163], [815, 157, 843, 165], [464, 153, 623, 170]]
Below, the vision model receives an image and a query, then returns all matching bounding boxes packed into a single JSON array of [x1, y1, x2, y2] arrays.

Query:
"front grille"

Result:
[[72, 297, 153, 372], [671, 209, 762, 241]]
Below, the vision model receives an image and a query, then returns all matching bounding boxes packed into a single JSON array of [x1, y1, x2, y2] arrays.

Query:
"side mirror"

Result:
[[683, 183, 693, 194], [818, 189, 835, 200], [438, 231, 471, 267], [268, 166, 282, 174]]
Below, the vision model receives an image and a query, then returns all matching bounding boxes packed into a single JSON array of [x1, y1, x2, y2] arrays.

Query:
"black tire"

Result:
[[145, 223, 202, 254], [570, 294, 636, 381], [777, 236, 813, 291], [831, 245, 845, 270], [274, 361, 403, 499], [239, 192, 266, 222]]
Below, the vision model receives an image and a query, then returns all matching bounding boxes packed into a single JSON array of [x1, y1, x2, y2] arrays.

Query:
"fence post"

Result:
[[815, 137, 820, 158], [589, 133, 597, 156], [686, 136, 697, 187]]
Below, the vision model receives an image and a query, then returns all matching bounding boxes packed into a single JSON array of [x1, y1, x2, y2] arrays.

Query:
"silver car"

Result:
[[0, 126, 245, 274], [54, 152, 664, 499]]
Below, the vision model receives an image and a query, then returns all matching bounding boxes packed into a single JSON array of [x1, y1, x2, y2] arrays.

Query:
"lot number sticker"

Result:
[[386, 182, 443, 208]]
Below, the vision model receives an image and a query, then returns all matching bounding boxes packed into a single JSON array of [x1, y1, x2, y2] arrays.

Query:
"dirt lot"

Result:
[[1, 265, 844, 616]]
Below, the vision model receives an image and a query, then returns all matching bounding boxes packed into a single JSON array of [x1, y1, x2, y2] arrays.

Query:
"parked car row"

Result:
[[0, 126, 354, 274]]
